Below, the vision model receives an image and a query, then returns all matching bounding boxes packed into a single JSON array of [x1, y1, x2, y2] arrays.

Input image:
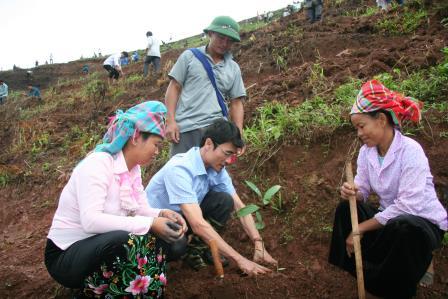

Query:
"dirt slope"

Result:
[[0, 1, 447, 298]]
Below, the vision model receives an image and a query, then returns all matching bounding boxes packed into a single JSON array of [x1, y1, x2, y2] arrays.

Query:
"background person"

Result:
[[103, 51, 128, 84], [143, 31, 161, 77], [0, 80, 8, 104], [26, 85, 42, 101], [305, 0, 323, 23]]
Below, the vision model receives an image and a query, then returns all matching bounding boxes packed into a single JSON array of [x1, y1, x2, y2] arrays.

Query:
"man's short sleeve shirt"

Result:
[[168, 46, 246, 133]]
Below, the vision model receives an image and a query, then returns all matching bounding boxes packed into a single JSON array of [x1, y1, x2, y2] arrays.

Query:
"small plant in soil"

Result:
[[236, 180, 281, 229], [442, 233, 448, 247]]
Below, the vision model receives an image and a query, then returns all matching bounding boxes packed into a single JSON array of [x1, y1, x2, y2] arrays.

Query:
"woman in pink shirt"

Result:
[[45, 101, 187, 296], [329, 80, 447, 299]]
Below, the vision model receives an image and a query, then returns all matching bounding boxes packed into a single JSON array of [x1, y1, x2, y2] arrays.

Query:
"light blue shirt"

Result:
[[145, 147, 236, 213], [0, 83, 8, 97]]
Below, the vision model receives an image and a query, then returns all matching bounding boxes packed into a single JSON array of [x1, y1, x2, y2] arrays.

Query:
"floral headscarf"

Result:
[[95, 101, 167, 154], [350, 80, 423, 127]]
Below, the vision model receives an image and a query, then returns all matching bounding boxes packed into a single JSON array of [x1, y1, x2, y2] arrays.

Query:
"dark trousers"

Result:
[[306, 0, 323, 22], [143, 56, 161, 76], [329, 201, 444, 299], [45, 230, 187, 288], [103, 64, 119, 79], [184, 190, 235, 235], [199, 190, 234, 229]]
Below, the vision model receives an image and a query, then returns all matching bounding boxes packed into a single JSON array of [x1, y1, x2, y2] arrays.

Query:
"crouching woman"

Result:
[[44, 101, 187, 298], [329, 80, 447, 299]]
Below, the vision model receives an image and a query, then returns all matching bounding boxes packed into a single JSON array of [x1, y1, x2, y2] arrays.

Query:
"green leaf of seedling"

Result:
[[255, 210, 263, 222], [262, 185, 281, 205], [236, 204, 260, 218], [245, 180, 262, 198], [255, 211, 265, 230], [255, 221, 265, 230]]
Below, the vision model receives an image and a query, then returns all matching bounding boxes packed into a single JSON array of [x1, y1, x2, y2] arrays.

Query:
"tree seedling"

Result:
[[236, 180, 281, 229]]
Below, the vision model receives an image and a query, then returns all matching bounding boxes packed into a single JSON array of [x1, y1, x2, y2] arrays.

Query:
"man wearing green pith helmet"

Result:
[[164, 16, 246, 157]]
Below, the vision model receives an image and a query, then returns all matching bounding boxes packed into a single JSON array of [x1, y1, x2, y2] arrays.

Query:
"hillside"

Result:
[[0, 0, 447, 298]]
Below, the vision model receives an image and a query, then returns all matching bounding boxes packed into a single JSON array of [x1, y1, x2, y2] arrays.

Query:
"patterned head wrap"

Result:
[[95, 101, 167, 154], [350, 80, 423, 127]]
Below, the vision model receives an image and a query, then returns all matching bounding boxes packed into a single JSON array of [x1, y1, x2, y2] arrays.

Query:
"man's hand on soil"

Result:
[[253, 247, 278, 267], [237, 258, 271, 276]]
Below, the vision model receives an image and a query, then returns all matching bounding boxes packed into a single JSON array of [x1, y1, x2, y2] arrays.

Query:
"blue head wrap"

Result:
[[95, 101, 167, 154]]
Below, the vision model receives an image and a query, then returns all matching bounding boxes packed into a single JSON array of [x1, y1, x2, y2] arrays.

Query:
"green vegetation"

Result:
[[160, 34, 206, 53], [236, 181, 282, 229], [0, 172, 10, 187], [373, 48, 448, 104], [443, 232, 448, 246], [244, 98, 348, 157], [272, 46, 289, 71], [244, 48, 448, 166], [31, 132, 50, 156], [344, 5, 379, 17], [376, 9, 427, 35], [240, 21, 268, 33], [306, 62, 329, 95], [124, 74, 145, 85], [362, 6, 380, 17], [83, 79, 107, 100]]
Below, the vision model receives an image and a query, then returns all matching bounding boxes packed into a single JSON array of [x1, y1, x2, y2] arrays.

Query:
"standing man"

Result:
[[0, 80, 8, 104], [305, 0, 323, 23], [143, 31, 161, 77], [165, 16, 246, 157], [145, 119, 278, 273], [103, 51, 128, 84]]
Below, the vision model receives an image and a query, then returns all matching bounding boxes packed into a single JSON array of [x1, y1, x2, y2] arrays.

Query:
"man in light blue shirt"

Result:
[[0, 80, 8, 104], [146, 119, 277, 274]]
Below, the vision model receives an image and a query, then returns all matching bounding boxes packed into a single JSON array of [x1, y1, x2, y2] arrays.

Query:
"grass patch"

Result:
[[244, 97, 348, 161], [243, 51, 448, 167], [376, 8, 427, 35], [240, 21, 268, 33]]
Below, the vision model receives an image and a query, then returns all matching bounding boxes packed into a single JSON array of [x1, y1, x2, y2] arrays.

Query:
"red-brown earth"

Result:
[[0, 1, 447, 298]]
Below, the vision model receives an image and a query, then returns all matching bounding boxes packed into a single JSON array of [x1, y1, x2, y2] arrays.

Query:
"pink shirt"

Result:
[[47, 151, 161, 250], [355, 130, 447, 231]]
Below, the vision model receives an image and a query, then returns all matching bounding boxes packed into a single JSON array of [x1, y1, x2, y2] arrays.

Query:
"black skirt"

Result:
[[328, 201, 444, 299]]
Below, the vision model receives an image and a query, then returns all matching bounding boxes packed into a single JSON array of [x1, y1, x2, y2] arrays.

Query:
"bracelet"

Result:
[[252, 237, 263, 243], [352, 232, 361, 236]]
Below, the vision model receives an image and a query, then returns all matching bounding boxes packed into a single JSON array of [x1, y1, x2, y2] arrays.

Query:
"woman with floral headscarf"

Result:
[[45, 101, 187, 298], [329, 80, 447, 299]]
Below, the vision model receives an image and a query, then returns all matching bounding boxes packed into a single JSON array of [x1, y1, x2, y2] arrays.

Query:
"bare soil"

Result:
[[0, 1, 447, 298]]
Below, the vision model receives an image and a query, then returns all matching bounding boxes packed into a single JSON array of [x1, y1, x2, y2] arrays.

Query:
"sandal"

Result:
[[419, 271, 434, 287]]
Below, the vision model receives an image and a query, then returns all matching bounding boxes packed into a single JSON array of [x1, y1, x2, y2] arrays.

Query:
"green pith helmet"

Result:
[[204, 16, 241, 42]]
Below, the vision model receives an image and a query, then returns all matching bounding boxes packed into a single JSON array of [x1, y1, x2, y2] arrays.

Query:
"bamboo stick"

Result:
[[208, 239, 224, 279], [345, 161, 366, 299]]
